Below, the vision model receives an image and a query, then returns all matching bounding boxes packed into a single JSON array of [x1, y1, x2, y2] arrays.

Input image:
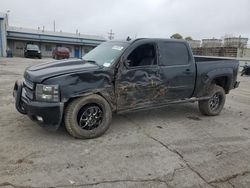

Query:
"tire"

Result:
[[198, 85, 226, 116], [64, 94, 112, 139]]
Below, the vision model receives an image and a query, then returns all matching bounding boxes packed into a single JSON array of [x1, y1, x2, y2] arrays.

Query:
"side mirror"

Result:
[[124, 59, 131, 68]]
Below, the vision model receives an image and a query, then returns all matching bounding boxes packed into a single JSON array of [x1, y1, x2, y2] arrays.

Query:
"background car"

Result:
[[24, 44, 42, 59], [52, 47, 70, 60]]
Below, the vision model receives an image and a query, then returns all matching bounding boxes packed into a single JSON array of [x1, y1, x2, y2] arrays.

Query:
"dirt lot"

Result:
[[0, 57, 250, 188]]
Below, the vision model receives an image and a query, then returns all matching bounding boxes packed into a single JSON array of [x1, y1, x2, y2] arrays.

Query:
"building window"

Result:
[[45, 45, 52, 51], [84, 47, 93, 54], [66, 47, 72, 52], [84, 49, 90, 53], [16, 42, 24, 50]]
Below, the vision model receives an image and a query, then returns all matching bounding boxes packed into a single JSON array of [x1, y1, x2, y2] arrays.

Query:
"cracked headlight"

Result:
[[35, 84, 59, 102]]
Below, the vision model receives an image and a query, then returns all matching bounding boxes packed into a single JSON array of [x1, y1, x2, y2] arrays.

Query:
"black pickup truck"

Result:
[[24, 44, 42, 59], [14, 38, 240, 139]]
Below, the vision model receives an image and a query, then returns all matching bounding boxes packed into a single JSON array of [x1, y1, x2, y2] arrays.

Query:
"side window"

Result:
[[127, 44, 156, 67], [45, 45, 52, 51], [158, 42, 189, 66]]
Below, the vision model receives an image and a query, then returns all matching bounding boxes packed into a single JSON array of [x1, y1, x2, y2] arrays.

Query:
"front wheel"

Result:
[[199, 85, 226, 116], [64, 94, 112, 139]]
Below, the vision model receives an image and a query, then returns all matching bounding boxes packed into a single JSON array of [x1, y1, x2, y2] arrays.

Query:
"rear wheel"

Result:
[[64, 94, 112, 139], [199, 85, 226, 116]]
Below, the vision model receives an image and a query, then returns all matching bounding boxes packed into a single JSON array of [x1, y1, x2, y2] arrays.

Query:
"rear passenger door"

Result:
[[158, 41, 196, 100]]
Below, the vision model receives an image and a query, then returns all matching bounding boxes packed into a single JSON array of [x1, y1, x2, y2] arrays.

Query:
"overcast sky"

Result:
[[1, 0, 250, 41]]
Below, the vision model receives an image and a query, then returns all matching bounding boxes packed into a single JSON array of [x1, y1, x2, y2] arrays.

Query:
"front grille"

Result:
[[23, 87, 34, 100], [23, 79, 34, 100], [27, 50, 38, 54], [24, 79, 34, 90]]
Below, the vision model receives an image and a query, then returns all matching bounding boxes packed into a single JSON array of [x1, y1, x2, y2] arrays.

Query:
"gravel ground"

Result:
[[0, 57, 250, 188]]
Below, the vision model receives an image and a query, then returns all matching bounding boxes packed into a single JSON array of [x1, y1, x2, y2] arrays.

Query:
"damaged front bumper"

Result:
[[13, 80, 64, 130]]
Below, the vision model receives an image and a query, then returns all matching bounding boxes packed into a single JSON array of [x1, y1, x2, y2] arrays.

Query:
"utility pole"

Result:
[[108, 29, 115, 40], [6, 10, 10, 26], [53, 20, 56, 32]]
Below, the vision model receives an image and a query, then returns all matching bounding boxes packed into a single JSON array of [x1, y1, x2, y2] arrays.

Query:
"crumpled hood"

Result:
[[24, 59, 99, 83]]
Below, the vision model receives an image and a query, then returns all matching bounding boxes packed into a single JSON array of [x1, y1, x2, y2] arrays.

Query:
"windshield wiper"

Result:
[[83, 60, 101, 67]]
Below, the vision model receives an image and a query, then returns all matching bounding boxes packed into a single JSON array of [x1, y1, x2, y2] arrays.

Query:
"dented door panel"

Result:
[[115, 66, 164, 110]]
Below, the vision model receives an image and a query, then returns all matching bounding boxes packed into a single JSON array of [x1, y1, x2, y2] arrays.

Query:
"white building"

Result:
[[0, 12, 106, 58], [224, 36, 248, 48], [202, 38, 222, 48], [187, 40, 201, 48]]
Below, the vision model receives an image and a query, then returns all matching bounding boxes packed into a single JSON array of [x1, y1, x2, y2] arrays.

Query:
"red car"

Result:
[[52, 47, 70, 59]]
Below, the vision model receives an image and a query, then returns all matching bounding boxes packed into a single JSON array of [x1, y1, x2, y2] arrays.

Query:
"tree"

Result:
[[185, 36, 193, 41], [170, 33, 183, 39]]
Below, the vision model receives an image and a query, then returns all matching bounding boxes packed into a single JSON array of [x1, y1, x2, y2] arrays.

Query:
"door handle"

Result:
[[183, 69, 192, 74]]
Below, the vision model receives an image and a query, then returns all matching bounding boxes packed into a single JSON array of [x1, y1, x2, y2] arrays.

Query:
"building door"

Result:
[[14, 41, 25, 57], [74, 46, 80, 58]]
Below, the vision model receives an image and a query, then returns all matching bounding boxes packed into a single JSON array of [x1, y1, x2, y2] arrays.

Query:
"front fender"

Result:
[[65, 88, 116, 111]]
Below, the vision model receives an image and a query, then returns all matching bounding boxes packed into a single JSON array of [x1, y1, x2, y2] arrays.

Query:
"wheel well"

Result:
[[64, 93, 114, 111], [212, 76, 230, 94]]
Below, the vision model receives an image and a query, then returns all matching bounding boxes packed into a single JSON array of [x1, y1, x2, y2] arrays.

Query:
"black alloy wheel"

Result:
[[77, 104, 103, 130], [209, 92, 223, 112]]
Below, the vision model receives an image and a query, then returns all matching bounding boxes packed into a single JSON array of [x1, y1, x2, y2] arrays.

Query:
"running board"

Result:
[[117, 96, 210, 114]]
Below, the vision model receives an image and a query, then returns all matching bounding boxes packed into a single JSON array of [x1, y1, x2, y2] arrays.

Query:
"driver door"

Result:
[[115, 42, 162, 111]]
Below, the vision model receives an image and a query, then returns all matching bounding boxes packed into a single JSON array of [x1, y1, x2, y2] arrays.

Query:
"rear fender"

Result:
[[196, 68, 233, 96]]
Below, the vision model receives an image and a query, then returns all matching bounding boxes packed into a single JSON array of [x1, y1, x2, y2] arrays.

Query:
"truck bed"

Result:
[[193, 56, 239, 97], [194, 55, 238, 62]]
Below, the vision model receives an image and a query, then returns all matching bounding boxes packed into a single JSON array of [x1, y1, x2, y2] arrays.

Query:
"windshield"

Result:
[[82, 42, 129, 67], [27, 44, 39, 50]]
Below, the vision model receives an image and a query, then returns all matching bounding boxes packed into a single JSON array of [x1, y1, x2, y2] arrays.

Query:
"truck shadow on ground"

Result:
[[33, 102, 202, 139], [59, 103, 201, 135]]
